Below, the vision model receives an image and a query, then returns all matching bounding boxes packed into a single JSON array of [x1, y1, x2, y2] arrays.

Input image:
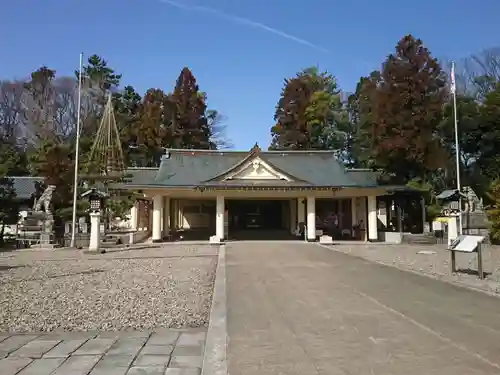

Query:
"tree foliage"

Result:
[[170, 67, 213, 149], [351, 35, 447, 182], [270, 67, 346, 150], [0, 55, 229, 240], [486, 179, 500, 244]]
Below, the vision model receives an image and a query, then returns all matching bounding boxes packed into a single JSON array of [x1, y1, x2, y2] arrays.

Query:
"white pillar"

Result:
[[351, 197, 357, 226], [297, 198, 305, 224], [447, 215, 458, 245], [290, 199, 297, 234], [89, 212, 101, 251], [216, 195, 225, 240], [163, 197, 170, 238], [130, 202, 138, 231], [421, 196, 426, 232], [152, 195, 162, 242], [367, 195, 378, 241], [306, 196, 316, 241]]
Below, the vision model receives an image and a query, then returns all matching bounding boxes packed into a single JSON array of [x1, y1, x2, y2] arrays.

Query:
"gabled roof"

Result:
[[9, 176, 44, 200], [123, 146, 383, 189]]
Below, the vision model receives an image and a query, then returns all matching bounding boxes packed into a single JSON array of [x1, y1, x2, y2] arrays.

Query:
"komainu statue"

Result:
[[33, 185, 56, 233]]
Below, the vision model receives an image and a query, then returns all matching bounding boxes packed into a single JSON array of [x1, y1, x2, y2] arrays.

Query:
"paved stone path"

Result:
[[0, 328, 205, 375], [226, 242, 500, 375]]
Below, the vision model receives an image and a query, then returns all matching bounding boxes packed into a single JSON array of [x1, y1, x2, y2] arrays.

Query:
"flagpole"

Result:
[[451, 61, 462, 235], [70, 53, 84, 248]]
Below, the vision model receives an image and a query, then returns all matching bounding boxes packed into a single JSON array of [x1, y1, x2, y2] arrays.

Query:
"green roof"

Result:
[[10, 176, 44, 200], [123, 148, 384, 189]]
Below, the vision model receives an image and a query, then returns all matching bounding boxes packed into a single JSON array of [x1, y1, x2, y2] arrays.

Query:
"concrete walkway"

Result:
[[226, 242, 500, 375]]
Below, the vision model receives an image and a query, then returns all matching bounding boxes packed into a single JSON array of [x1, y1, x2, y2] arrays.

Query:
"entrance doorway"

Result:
[[226, 199, 294, 240]]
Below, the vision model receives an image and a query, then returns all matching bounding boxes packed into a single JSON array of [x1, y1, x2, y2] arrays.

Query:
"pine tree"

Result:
[[170, 67, 212, 149]]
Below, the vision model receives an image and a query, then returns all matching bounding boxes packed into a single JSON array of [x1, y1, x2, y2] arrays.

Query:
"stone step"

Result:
[[402, 233, 438, 245]]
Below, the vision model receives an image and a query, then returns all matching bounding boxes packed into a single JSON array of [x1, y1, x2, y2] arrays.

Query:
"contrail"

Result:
[[158, 0, 330, 53]]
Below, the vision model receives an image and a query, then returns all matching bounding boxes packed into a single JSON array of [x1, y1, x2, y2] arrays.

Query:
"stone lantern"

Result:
[[81, 188, 108, 252]]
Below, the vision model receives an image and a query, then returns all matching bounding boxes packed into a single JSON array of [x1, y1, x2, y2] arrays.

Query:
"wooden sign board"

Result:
[[450, 235, 485, 252]]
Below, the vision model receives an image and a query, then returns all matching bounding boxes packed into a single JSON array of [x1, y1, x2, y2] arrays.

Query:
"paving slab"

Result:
[[0, 357, 33, 375], [50, 355, 102, 375], [10, 339, 61, 358], [148, 331, 180, 346], [0, 327, 207, 374], [226, 242, 500, 375], [89, 355, 136, 375], [17, 358, 66, 375], [133, 354, 171, 367], [140, 344, 175, 355], [177, 332, 206, 347], [43, 338, 89, 358], [0, 334, 10, 343], [0, 335, 38, 355], [169, 355, 203, 368], [73, 338, 116, 355], [126, 366, 166, 375], [106, 338, 148, 356], [172, 346, 203, 357], [166, 368, 201, 375]]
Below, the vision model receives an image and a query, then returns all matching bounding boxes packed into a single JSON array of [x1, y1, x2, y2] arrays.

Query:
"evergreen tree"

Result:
[[170, 67, 212, 149], [270, 67, 346, 150], [353, 35, 447, 182], [0, 139, 20, 245]]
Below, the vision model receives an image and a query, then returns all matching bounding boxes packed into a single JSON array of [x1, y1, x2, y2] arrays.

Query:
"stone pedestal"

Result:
[[89, 212, 102, 252]]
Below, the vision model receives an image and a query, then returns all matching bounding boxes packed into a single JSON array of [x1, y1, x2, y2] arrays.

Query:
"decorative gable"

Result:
[[224, 156, 292, 181]]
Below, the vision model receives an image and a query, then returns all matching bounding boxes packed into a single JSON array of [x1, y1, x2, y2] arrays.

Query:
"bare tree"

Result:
[[443, 47, 500, 100], [0, 80, 25, 141], [207, 109, 233, 149]]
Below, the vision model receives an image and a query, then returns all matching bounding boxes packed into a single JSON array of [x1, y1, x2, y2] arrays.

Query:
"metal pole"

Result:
[[70, 52, 84, 248], [451, 61, 462, 235]]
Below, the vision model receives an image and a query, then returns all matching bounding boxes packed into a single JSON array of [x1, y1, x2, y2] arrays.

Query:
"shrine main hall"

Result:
[[122, 144, 425, 242]]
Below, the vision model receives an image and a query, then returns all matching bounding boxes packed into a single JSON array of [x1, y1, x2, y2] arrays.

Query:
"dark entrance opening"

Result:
[[226, 199, 294, 240]]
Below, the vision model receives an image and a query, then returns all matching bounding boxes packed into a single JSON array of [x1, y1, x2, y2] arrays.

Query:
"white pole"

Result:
[[451, 61, 462, 235], [70, 52, 84, 248]]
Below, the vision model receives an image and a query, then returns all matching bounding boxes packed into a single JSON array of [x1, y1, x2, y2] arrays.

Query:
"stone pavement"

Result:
[[0, 328, 205, 375], [226, 242, 500, 375]]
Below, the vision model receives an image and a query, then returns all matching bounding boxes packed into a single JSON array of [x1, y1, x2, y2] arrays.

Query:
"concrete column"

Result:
[[89, 212, 101, 252], [216, 195, 225, 240], [170, 199, 176, 232], [367, 195, 378, 241], [351, 197, 357, 226], [163, 197, 170, 238], [130, 202, 138, 231], [421, 196, 426, 232], [152, 195, 162, 242], [306, 196, 316, 241], [297, 198, 305, 224], [289, 199, 297, 234]]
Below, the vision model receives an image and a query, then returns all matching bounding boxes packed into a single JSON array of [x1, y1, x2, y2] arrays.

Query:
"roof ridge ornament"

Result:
[[250, 142, 261, 154]]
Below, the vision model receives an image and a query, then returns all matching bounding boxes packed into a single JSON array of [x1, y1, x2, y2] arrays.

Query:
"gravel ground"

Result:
[[0, 245, 217, 333], [326, 243, 500, 296]]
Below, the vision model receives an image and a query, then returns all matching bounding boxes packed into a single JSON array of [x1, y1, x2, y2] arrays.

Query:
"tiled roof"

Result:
[[10, 176, 44, 200], [125, 149, 382, 188]]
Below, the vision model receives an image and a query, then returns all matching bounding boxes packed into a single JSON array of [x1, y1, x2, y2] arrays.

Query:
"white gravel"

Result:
[[0, 246, 217, 332]]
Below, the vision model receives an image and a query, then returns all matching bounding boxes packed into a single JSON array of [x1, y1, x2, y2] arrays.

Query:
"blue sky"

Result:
[[1, 0, 498, 150]]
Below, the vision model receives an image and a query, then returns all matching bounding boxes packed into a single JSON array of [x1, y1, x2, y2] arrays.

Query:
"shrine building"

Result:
[[122, 144, 425, 243]]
